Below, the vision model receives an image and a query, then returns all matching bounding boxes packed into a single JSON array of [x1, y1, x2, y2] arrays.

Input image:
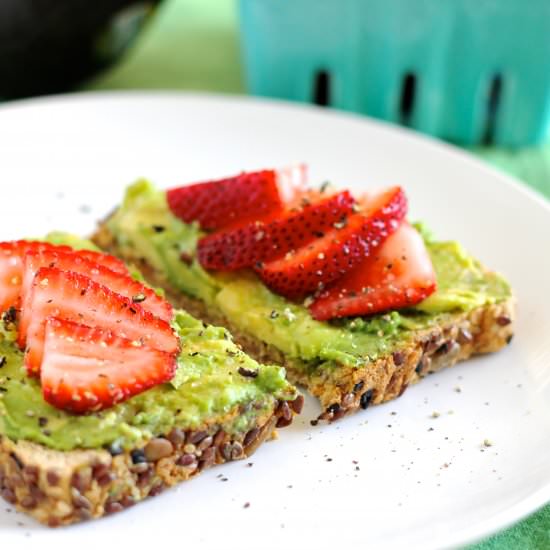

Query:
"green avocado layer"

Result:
[[107, 181, 512, 370], [0, 235, 296, 452]]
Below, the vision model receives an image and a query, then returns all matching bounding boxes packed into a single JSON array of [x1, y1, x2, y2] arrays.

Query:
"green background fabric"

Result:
[[87, 0, 550, 547]]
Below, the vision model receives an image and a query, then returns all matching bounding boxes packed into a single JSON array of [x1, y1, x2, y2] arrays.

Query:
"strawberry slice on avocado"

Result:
[[0, 240, 128, 312], [256, 186, 407, 299], [41, 317, 177, 414], [167, 166, 306, 231], [309, 222, 437, 320], [19, 249, 173, 338], [0, 239, 180, 413], [0, 241, 58, 312], [23, 267, 179, 375], [197, 190, 356, 270]]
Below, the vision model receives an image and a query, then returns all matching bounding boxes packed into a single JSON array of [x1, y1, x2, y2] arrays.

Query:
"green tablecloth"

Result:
[[88, 1, 550, 547]]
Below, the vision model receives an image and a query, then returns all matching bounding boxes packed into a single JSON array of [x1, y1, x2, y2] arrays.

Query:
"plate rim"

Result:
[[1, 89, 549, 219]]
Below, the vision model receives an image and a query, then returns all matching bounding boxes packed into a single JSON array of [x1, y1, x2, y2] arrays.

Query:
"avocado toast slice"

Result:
[[0, 236, 300, 526], [95, 178, 515, 423]]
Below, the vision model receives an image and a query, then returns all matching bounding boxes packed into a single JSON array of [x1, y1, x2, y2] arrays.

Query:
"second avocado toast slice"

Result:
[[0, 235, 300, 526], [95, 178, 515, 423]]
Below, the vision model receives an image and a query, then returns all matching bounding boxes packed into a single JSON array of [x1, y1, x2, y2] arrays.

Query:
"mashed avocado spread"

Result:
[[0, 234, 296, 451], [108, 180, 512, 371]]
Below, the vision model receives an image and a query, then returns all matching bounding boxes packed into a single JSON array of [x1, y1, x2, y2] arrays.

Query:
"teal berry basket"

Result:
[[239, 0, 550, 147]]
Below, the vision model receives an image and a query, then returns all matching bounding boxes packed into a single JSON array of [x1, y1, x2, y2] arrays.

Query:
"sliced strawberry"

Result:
[[18, 249, 172, 344], [41, 317, 176, 413], [256, 186, 407, 299], [166, 166, 306, 230], [24, 267, 179, 374], [310, 222, 437, 320], [58, 247, 128, 275], [0, 241, 58, 312], [0, 240, 128, 313], [197, 190, 356, 270]]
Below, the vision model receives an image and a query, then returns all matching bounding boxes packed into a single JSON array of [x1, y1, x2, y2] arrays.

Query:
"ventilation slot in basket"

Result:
[[313, 70, 331, 107], [399, 72, 416, 125], [483, 74, 503, 145]]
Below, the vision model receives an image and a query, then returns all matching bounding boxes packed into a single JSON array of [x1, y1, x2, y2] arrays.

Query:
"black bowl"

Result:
[[0, 0, 163, 99]]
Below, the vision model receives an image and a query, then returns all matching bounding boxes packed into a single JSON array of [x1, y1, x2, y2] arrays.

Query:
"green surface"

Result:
[[85, 0, 550, 546], [108, 180, 511, 372]]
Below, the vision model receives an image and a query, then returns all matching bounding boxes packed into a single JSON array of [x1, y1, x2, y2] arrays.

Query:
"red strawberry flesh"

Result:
[[197, 190, 356, 270], [0, 240, 128, 313], [41, 317, 177, 413], [309, 222, 437, 320], [166, 167, 306, 230], [256, 186, 408, 299], [18, 249, 172, 346], [0, 241, 58, 312], [24, 267, 179, 375], [65, 248, 128, 275]]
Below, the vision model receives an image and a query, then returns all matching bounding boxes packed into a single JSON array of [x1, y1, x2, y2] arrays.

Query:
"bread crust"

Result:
[[92, 221, 515, 422], [0, 396, 302, 526]]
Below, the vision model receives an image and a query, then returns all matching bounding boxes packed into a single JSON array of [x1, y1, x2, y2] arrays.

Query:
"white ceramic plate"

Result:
[[1, 93, 550, 550]]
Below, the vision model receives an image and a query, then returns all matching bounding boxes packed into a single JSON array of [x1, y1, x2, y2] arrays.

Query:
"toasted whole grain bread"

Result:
[[93, 221, 515, 423], [0, 396, 302, 526]]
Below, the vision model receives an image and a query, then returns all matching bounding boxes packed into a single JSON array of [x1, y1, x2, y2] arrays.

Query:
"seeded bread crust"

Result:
[[92, 221, 515, 423], [0, 396, 302, 527]]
